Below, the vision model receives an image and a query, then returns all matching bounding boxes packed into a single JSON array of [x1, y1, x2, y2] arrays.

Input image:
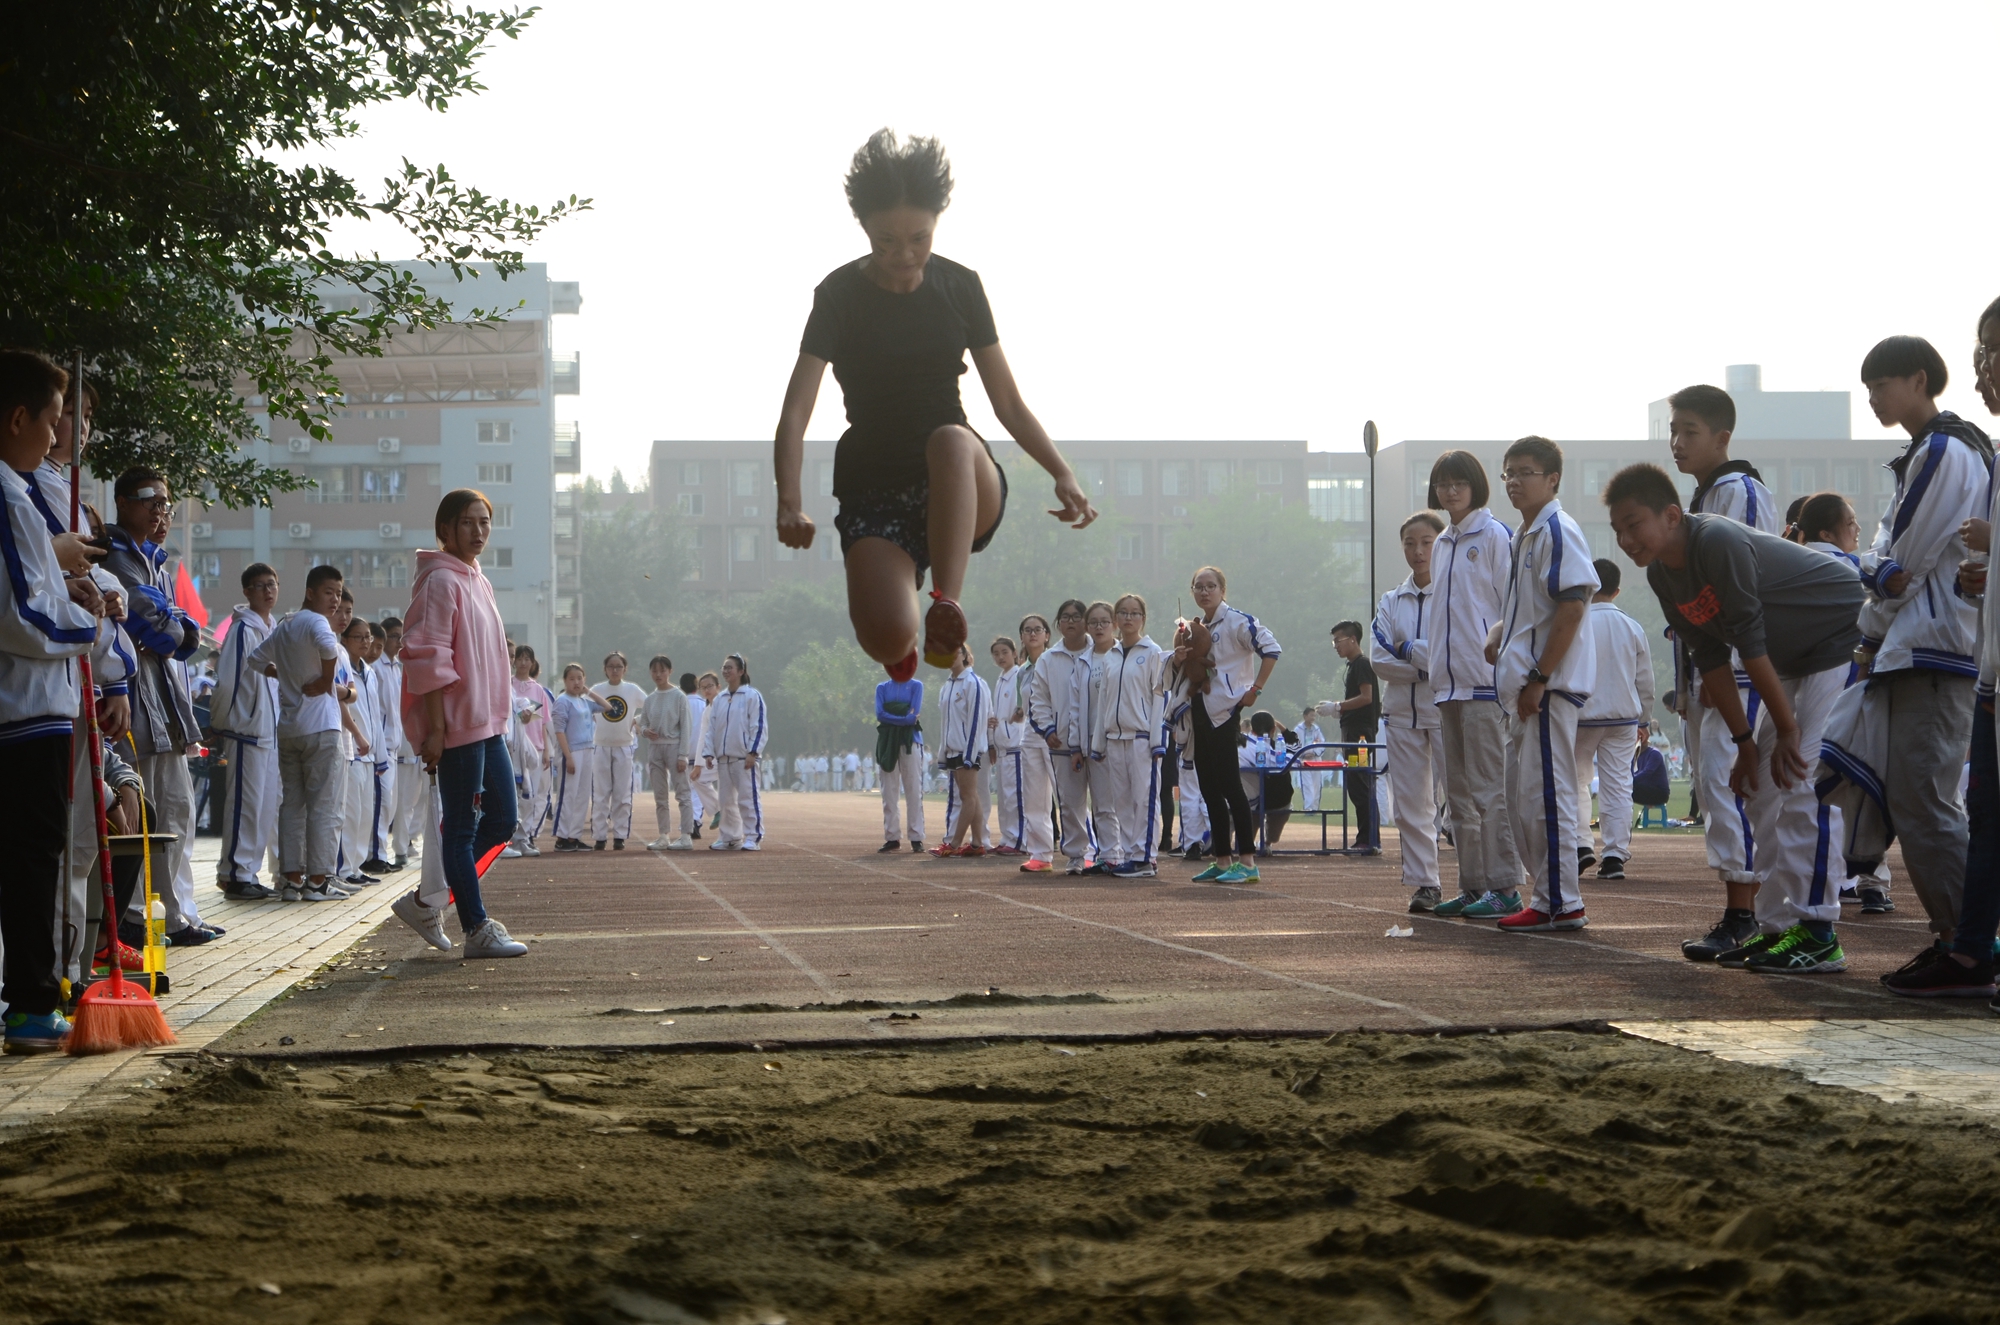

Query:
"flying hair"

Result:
[[845, 129, 954, 219]]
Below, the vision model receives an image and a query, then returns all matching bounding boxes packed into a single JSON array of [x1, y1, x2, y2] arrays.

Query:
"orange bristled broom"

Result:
[[65, 399, 175, 1052]]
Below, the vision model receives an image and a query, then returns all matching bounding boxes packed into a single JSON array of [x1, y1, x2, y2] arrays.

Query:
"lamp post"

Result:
[[1362, 420, 1379, 612]]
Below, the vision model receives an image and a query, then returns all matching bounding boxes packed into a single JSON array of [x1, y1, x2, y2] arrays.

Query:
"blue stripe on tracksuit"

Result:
[[1810, 804, 1832, 909], [1538, 700, 1563, 912], [1009, 750, 1026, 846], [1736, 691, 1760, 873]]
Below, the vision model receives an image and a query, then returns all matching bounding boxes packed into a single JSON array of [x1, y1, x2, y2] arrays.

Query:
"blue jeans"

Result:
[[437, 735, 517, 933], [1950, 702, 1999, 962]]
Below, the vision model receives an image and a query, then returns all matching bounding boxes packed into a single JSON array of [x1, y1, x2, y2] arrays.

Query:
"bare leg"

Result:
[[845, 537, 921, 665], [925, 425, 1004, 602]]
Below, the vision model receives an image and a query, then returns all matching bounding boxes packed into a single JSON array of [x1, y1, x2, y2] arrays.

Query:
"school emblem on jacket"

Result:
[[604, 695, 629, 722], [1466, 547, 1478, 562]]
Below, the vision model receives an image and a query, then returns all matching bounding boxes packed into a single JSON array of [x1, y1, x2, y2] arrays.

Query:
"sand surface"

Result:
[[5, 1030, 1999, 1324]]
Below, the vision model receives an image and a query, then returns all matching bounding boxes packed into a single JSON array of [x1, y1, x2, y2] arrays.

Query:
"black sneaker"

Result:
[[1838, 884, 1860, 903], [593, 840, 607, 851], [877, 840, 901, 853], [1883, 947, 1996, 998], [691, 824, 702, 840], [1860, 887, 1895, 914], [1577, 845, 1597, 872], [1184, 842, 1208, 861], [1596, 856, 1626, 880], [909, 840, 924, 853], [223, 881, 276, 901], [361, 858, 396, 873], [1878, 944, 1946, 988], [1682, 910, 1759, 963], [1717, 932, 1781, 969], [613, 838, 626, 851]]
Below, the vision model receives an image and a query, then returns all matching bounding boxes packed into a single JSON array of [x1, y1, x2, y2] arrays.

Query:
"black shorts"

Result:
[[834, 433, 1008, 586]]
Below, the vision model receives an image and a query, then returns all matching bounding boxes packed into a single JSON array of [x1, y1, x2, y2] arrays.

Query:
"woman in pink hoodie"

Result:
[[390, 489, 526, 958]]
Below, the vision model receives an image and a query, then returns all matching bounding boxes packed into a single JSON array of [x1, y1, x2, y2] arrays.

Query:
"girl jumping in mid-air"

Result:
[[774, 129, 1097, 680]]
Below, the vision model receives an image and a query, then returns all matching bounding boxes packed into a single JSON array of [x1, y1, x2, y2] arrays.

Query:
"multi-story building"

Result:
[[190, 263, 582, 656], [646, 438, 1373, 594]]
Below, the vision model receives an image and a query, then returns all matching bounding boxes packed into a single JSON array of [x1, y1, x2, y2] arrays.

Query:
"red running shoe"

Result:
[[923, 592, 967, 669], [1019, 859, 1053, 873], [1498, 906, 1589, 932], [886, 648, 919, 683], [992, 845, 1025, 856], [928, 843, 959, 859], [958, 844, 986, 858], [97, 941, 144, 973]]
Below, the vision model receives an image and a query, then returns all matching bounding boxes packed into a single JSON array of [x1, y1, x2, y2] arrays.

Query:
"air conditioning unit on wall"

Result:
[[191, 522, 214, 539], [378, 522, 402, 539], [377, 437, 401, 454], [287, 437, 312, 454], [287, 521, 311, 539]]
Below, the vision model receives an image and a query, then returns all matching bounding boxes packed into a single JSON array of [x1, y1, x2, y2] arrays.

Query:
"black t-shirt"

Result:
[[799, 254, 998, 499], [1341, 656, 1380, 740]]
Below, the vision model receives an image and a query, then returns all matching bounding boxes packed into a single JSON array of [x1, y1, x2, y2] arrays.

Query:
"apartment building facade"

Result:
[[191, 263, 582, 657]]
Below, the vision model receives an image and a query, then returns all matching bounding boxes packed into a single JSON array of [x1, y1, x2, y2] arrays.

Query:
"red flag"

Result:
[[213, 614, 233, 644], [174, 561, 210, 630]]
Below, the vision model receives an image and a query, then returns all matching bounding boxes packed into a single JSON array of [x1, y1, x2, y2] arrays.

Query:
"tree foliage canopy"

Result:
[[1, 0, 586, 506]]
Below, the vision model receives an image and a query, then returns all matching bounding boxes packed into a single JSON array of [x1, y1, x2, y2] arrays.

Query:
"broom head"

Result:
[[67, 969, 176, 1055]]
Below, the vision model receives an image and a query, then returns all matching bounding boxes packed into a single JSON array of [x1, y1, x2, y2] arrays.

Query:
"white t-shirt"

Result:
[[246, 610, 343, 738], [591, 681, 647, 747]]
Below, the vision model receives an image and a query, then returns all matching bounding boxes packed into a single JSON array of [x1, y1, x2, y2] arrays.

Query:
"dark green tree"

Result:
[[1, 1, 586, 507]]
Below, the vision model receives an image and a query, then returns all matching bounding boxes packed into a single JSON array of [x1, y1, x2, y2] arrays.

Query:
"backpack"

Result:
[[1631, 745, 1670, 807]]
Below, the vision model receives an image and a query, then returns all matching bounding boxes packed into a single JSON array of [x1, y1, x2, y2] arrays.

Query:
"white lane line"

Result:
[[778, 842, 1450, 1027], [524, 925, 941, 942]]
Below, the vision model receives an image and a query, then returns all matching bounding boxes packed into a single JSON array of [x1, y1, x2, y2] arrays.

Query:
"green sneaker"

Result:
[[1433, 891, 1482, 918], [1233, 865, 1260, 884], [1192, 864, 1227, 882], [1717, 931, 1779, 968], [1213, 864, 1254, 884], [1460, 890, 1523, 919], [1742, 925, 1847, 974]]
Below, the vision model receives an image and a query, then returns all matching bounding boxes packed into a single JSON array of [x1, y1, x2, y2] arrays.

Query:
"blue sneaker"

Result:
[[3, 1010, 72, 1055]]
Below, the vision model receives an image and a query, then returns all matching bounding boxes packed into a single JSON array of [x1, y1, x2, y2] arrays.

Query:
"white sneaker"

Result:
[[645, 837, 673, 851], [499, 845, 523, 859], [709, 839, 740, 851], [343, 874, 380, 888], [462, 918, 527, 959], [279, 883, 305, 902], [665, 836, 692, 851], [297, 882, 344, 902], [740, 839, 762, 852], [391, 890, 453, 951], [518, 843, 540, 857]]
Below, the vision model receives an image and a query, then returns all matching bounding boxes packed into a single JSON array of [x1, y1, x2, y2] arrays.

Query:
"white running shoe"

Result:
[[462, 918, 527, 959], [392, 890, 453, 951], [709, 839, 740, 851], [279, 884, 305, 902], [518, 842, 540, 857], [499, 845, 523, 859], [665, 836, 692, 851], [740, 840, 762, 852], [297, 882, 345, 902], [645, 837, 673, 851]]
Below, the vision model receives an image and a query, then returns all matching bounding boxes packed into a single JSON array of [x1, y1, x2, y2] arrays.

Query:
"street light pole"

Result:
[[1362, 420, 1379, 613]]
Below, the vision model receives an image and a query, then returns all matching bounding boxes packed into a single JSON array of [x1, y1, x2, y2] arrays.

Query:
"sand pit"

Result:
[[4, 1030, 1997, 1324]]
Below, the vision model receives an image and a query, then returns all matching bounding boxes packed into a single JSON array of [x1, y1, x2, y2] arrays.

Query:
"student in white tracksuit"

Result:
[[987, 636, 1032, 856], [1002, 616, 1058, 870], [935, 648, 992, 852], [210, 580, 279, 897], [379, 618, 423, 864], [692, 674, 721, 831], [507, 649, 555, 852], [1667, 386, 1781, 891], [1090, 596, 1168, 876], [1424, 452, 1521, 913], [874, 675, 926, 848], [368, 623, 400, 866], [1079, 602, 1122, 866], [1491, 447, 1599, 927], [1574, 564, 1655, 876], [701, 655, 767, 849], [1370, 513, 1445, 906], [590, 654, 648, 848], [337, 620, 382, 882], [1028, 600, 1096, 872]]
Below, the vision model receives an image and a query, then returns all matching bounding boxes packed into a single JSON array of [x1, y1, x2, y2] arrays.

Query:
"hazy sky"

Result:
[[310, 1, 2000, 483]]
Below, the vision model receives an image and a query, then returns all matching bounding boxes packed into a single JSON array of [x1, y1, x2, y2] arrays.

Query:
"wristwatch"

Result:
[[1731, 729, 1754, 745], [1526, 667, 1550, 686]]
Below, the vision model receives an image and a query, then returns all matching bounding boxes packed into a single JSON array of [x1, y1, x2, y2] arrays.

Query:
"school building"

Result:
[[645, 439, 1374, 595], [187, 263, 584, 660]]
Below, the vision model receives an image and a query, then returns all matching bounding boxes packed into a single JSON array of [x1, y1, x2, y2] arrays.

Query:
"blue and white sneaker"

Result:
[[3, 1010, 72, 1055]]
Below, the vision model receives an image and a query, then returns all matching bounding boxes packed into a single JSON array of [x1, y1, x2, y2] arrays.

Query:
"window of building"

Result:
[[1832, 462, 1864, 499], [733, 528, 758, 561], [554, 516, 574, 539], [193, 554, 222, 582], [477, 421, 513, 444], [1307, 476, 1368, 523], [1077, 461, 1107, 496], [477, 463, 513, 485], [482, 547, 514, 569], [1202, 461, 1232, 495], [816, 461, 835, 497], [555, 596, 576, 619], [1582, 461, 1611, 497], [1160, 462, 1190, 497], [308, 551, 408, 590], [302, 464, 402, 503], [1586, 524, 1617, 560], [490, 503, 514, 529], [677, 492, 704, 517], [1117, 532, 1144, 562], [730, 461, 758, 497], [1791, 462, 1820, 498], [1116, 460, 1145, 496], [1255, 460, 1283, 486], [681, 460, 702, 486]]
